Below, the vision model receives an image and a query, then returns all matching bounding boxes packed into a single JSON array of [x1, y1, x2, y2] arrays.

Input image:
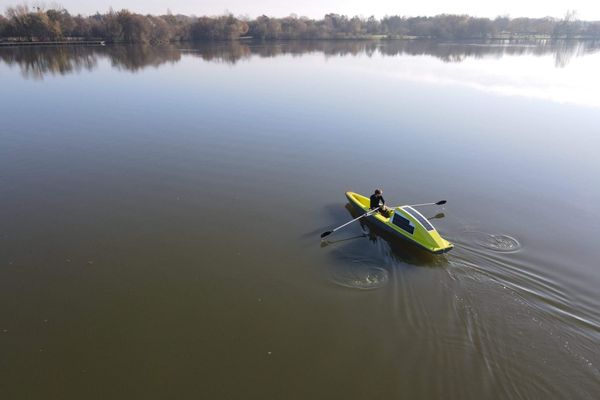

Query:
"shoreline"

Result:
[[1, 36, 599, 48]]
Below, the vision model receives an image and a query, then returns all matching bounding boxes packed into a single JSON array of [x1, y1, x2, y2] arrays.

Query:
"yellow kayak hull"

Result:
[[345, 191, 454, 254]]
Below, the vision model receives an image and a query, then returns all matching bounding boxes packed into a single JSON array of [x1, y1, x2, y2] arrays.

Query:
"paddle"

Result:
[[389, 200, 447, 209], [407, 200, 446, 207], [320, 208, 380, 239]]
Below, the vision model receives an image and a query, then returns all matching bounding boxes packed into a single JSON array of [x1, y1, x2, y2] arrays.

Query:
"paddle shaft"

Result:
[[321, 208, 380, 238], [331, 208, 379, 232], [390, 200, 447, 208]]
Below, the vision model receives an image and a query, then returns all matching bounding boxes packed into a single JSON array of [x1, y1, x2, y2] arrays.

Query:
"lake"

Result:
[[1, 40, 599, 399]]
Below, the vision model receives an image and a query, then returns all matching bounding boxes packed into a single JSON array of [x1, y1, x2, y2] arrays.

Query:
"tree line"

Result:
[[1, 5, 599, 43]]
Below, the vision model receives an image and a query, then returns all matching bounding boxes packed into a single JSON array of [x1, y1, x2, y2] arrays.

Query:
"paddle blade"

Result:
[[436, 200, 447, 205], [320, 231, 332, 239]]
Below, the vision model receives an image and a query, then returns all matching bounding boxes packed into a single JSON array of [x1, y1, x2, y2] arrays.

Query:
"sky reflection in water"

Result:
[[2, 40, 600, 108]]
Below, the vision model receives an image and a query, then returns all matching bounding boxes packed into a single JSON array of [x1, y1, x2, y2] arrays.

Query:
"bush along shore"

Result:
[[1, 6, 599, 44]]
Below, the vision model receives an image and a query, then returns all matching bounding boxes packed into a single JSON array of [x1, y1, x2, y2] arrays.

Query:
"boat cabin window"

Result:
[[392, 213, 415, 234], [403, 206, 435, 231]]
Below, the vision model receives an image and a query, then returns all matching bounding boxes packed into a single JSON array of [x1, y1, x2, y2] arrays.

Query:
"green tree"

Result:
[[46, 9, 75, 37], [0, 15, 8, 37], [71, 15, 93, 38], [365, 16, 380, 35], [147, 16, 172, 44], [3, 7, 600, 42], [117, 10, 150, 43], [102, 10, 123, 42], [585, 21, 600, 37], [250, 16, 270, 39], [553, 10, 581, 38]]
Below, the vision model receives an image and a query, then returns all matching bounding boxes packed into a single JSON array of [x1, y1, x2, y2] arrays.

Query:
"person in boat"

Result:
[[370, 189, 392, 217]]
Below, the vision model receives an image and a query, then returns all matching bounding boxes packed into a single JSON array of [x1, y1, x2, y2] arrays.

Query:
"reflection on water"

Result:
[[1, 37, 600, 399], [428, 212, 446, 220], [0, 45, 181, 79], [4, 40, 600, 109], [2, 40, 599, 80]]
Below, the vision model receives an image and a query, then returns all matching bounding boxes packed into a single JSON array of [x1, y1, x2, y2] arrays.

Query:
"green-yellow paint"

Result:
[[346, 191, 454, 254]]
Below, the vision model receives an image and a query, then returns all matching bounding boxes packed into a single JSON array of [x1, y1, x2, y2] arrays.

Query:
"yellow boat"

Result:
[[345, 191, 454, 254]]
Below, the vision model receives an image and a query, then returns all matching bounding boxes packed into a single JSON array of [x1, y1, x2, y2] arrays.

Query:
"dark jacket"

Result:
[[370, 194, 385, 209]]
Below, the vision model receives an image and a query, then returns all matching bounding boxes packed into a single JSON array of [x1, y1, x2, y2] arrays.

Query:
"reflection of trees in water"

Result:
[[105, 45, 181, 71], [0, 44, 181, 79], [0, 46, 98, 79], [1, 40, 599, 79], [188, 39, 600, 66], [551, 40, 594, 68], [329, 39, 600, 65], [183, 41, 252, 64]]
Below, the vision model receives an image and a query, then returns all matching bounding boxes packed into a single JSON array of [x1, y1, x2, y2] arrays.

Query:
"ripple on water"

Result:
[[460, 231, 522, 253], [330, 261, 389, 290], [476, 234, 521, 252]]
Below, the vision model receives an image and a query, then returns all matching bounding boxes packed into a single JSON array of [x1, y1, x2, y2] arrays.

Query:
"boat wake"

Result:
[[444, 233, 600, 399]]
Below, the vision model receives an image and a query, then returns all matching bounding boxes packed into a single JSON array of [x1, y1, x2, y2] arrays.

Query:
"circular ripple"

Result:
[[475, 234, 521, 252], [330, 262, 389, 290]]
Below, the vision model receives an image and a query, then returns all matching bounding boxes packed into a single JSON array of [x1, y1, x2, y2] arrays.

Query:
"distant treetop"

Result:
[[1, 6, 599, 43]]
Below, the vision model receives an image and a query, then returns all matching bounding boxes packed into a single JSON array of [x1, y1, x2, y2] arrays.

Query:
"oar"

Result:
[[407, 200, 446, 207], [390, 200, 447, 209], [320, 208, 380, 239]]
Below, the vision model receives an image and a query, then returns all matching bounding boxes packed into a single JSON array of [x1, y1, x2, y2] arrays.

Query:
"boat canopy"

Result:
[[401, 206, 435, 231]]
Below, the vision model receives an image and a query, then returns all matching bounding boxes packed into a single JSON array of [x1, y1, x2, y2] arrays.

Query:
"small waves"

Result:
[[329, 259, 390, 290], [461, 230, 522, 253], [320, 221, 600, 397], [447, 231, 600, 398]]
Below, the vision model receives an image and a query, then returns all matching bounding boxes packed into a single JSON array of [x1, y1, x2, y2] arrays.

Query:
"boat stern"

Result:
[[391, 206, 454, 254]]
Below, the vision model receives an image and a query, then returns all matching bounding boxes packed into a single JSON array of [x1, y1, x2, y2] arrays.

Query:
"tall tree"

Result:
[[0, 15, 8, 37]]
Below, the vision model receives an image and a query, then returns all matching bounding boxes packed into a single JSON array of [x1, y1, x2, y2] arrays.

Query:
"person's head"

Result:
[[374, 189, 383, 196]]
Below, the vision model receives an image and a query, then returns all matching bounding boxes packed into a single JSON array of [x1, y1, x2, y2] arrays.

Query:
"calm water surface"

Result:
[[1, 41, 599, 399]]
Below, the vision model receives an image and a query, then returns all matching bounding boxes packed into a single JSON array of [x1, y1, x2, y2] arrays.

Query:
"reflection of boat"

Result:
[[345, 191, 453, 254]]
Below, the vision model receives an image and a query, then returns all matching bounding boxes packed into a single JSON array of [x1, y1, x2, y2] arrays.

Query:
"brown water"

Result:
[[1, 41, 599, 399]]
